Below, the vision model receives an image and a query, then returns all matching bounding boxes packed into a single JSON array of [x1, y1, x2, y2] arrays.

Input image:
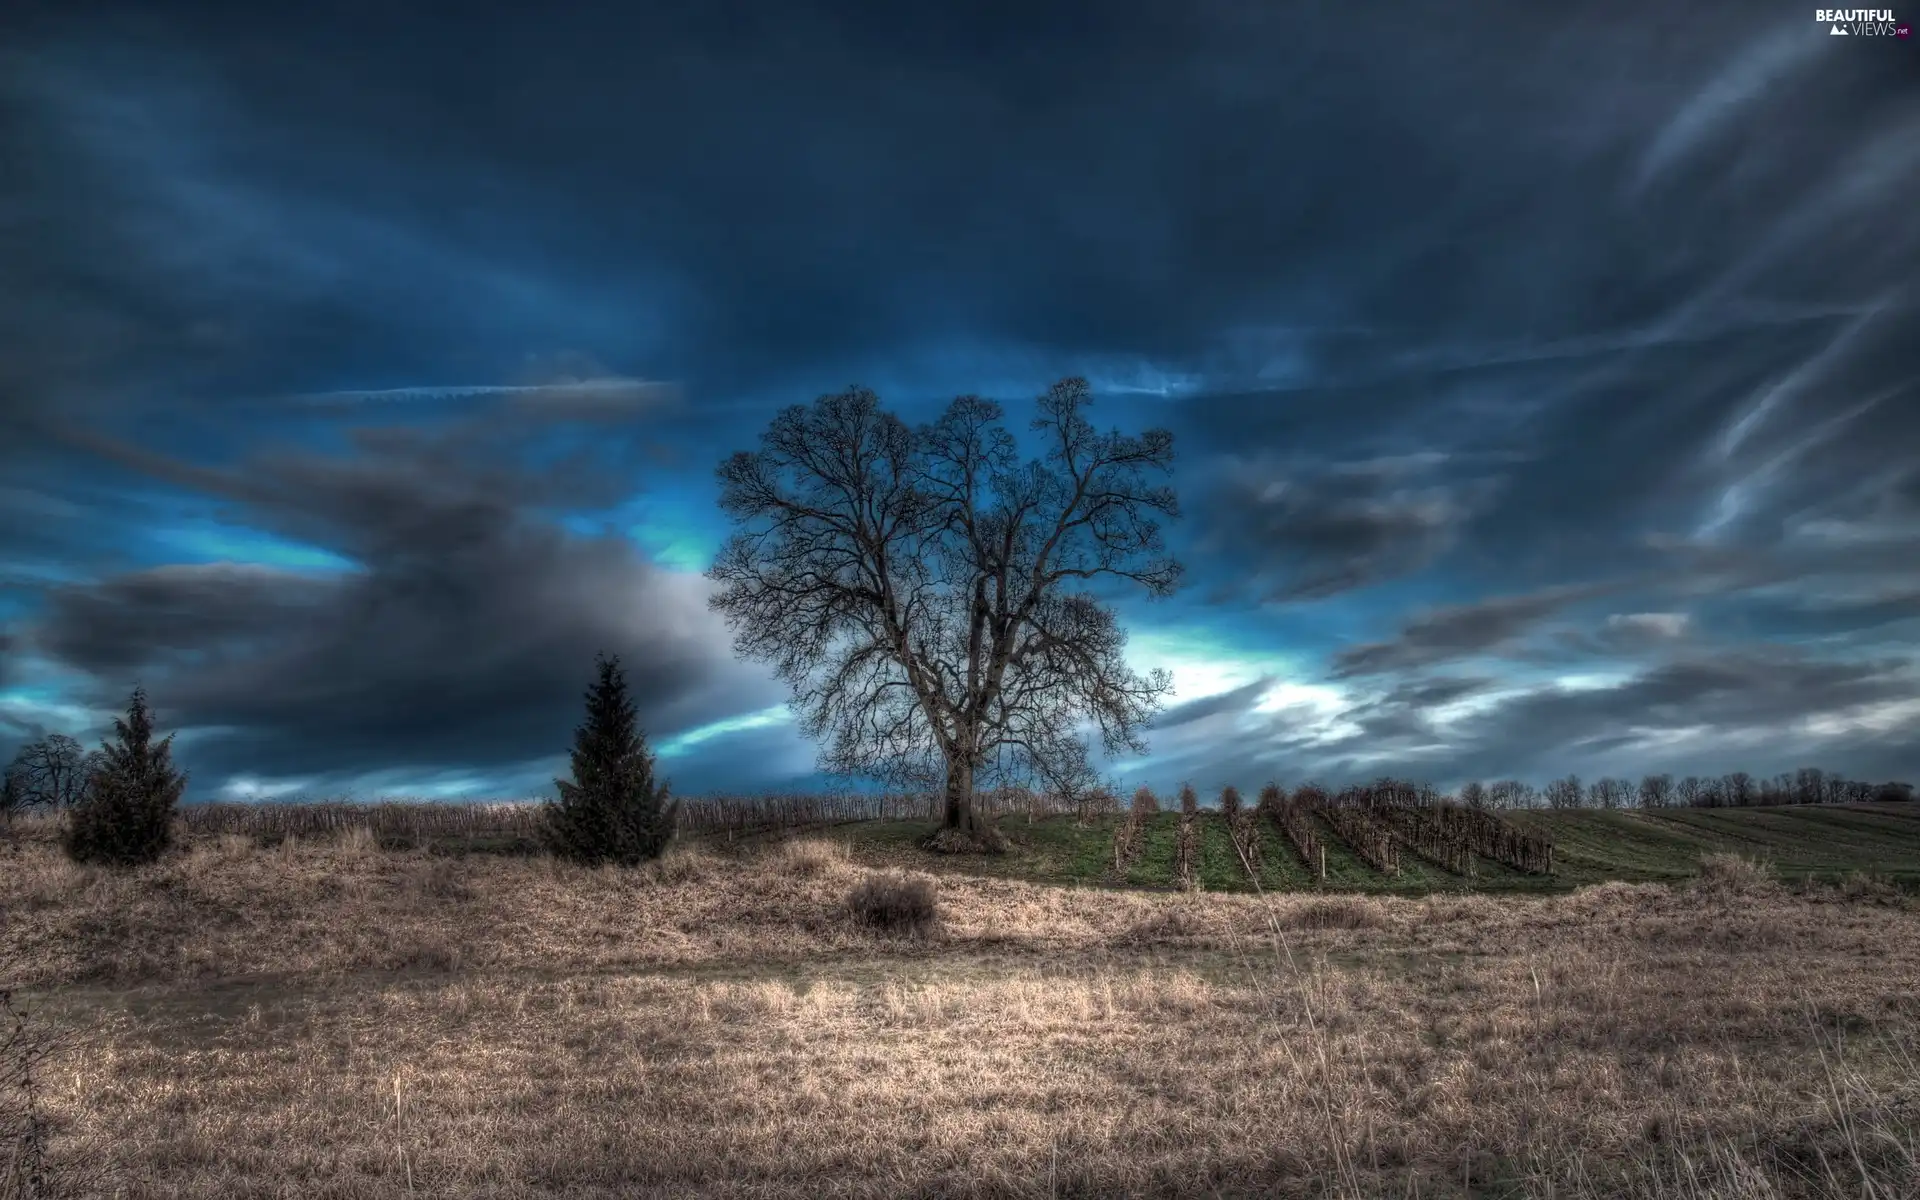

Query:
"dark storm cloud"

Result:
[[1195, 453, 1504, 601], [1150, 676, 1273, 731], [1423, 649, 1920, 784], [2, 0, 1917, 792], [1331, 584, 1618, 676], [18, 407, 783, 786]]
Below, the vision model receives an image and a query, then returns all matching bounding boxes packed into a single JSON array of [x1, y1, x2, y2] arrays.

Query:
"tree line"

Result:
[[1456, 770, 1912, 810]]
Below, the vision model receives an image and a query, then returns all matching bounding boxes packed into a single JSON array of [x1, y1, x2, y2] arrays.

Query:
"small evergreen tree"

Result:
[[543, 653, 680, 866], [64, 687, 188, 866]]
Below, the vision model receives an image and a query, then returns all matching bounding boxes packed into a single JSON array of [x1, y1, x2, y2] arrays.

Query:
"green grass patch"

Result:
[[814, 804, 1920, 896]]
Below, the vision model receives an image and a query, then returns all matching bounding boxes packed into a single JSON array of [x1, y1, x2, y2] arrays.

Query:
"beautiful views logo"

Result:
[[1816, 7, 1909, 34]]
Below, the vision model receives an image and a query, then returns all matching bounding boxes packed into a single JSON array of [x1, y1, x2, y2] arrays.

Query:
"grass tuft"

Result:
[[1695, 851, 1775, 894]]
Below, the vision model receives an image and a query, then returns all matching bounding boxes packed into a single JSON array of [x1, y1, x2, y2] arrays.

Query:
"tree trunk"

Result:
[[941, 757, 982, 834]]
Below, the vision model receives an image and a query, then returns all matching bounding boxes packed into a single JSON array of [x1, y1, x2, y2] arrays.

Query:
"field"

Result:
[[4, 805, 1919, 1198], [814, 804, 1920, 894]]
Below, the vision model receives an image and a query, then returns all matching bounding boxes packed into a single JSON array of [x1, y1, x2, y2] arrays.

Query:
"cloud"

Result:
[[2, 3, 1917, 795], [1197, 453, 1502, 601], [1331, 585, 1614, 676], [15, 409, 783, 789], [1149, 676, 1273, 731]]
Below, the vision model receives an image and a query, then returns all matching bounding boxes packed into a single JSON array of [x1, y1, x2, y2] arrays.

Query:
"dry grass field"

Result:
[[4, 818, 1919, 1198]]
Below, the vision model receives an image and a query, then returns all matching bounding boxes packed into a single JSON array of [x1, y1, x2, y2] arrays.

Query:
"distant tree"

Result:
[[1794, 768, 1826, 806], [1293, 782, 1331, 809], [1875, 781, 1915, 803], [1488, 779, 1535, 810], [63, 689, 188, 866], [1129, 785, 1159, 818], [1637, 774, 1673, 809], [1218, 784, 1242, 818], [707, 379, 1181, 851], [542, 654, 679, 867], [1178, 782, 1199, 815], [1722, 771, 1755, 806], [1589, 777, 1632, 810], [1545, 775, 1584, 809], [3, 735, 102, 814], [1255, 782, 1287, 819], [1458, 780, 1487, 809]]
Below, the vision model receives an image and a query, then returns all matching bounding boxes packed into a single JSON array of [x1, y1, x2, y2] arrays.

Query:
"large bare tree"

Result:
[[707, 377, 1181, 846], [2, 734, 100, 814]]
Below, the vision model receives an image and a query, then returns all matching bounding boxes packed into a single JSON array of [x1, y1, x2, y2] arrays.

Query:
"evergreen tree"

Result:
[[64, 687, 188, 865], [543, 653, 680, 866]]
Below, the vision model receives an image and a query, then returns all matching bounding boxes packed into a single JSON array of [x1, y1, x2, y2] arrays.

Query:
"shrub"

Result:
[[1255, 782, 1287, 819], [1696, 852, 1773, 893], [63, 688, 188, 867], [1129, 786, 1160, 818], [1178, 782, 1198, 815], [542, 653, 681, 867], [1219, 785, 1242, 818], [847, 871, 939, 936]]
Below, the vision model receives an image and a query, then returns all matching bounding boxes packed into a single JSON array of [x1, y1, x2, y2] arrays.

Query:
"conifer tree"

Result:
[[64, 687, 188, 865], [543, 653, 680, 866]]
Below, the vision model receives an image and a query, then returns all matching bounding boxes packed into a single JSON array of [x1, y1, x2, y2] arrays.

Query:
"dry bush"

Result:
[[1218, 785, 1241, 818], [761, 837, 851, 878], [1129, 786, 1159, 818], [1178, 782, 1198, 815], [1696, 852, 1775, 894], [846, 871, 939, 937]]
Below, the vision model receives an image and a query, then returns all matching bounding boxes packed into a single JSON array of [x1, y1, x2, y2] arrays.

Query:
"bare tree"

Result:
[[708, 379, 1181, 847], [1794, 767, 1825, 805], [1458, 780, 1486, 809], [1722, 771, 1755, 806], [1676, 775, 1704, 807], [2, 735, 101, 814], [1488, 779, 1535, 810], [1545, 775, 1583, 809], [1589, 777, 1632, 810], [1637, 773, 1673, 809]]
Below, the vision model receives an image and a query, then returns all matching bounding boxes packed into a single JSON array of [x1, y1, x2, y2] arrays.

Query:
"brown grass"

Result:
[[3, 828, 1918, 1197]]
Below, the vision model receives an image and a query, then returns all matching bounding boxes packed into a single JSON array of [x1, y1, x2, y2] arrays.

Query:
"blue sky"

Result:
[[1, 2, 1916, 801]]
